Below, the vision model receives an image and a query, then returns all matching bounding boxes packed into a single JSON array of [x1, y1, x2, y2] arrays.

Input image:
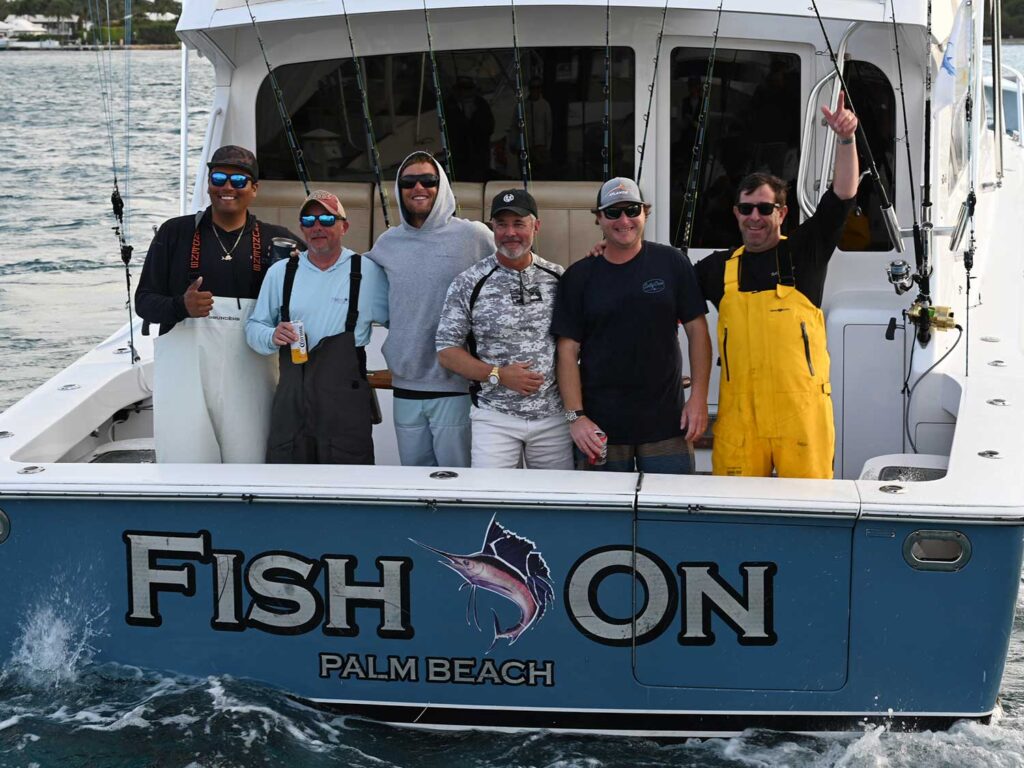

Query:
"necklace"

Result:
[[212, 221, 246, 261]]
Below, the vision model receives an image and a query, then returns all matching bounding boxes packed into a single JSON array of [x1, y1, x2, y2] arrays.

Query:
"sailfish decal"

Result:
[[411, 515, 555, 650]]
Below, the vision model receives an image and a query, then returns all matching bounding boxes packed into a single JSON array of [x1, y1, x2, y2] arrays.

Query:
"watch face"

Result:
[[488, 375, 499, 385]]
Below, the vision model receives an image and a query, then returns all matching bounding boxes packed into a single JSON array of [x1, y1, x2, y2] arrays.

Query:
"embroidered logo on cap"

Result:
[[503, 193, 515, 203]]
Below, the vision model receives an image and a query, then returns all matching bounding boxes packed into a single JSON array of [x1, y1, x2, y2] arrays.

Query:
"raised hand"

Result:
[[821, 91, 858, 141]]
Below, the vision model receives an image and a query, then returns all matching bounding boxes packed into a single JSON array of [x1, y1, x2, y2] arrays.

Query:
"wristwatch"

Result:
[[564, 410, 586, 424], [487, 365, 500, 386]]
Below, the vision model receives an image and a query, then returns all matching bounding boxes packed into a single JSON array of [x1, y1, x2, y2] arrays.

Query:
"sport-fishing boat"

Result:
[[0, 0, 1022, 739]]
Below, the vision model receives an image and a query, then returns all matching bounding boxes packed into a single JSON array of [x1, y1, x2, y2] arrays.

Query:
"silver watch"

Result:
[[564, 410, 585, 424]]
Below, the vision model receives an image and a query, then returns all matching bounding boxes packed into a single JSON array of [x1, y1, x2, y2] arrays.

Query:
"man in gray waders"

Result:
[[245, 191, 389, 462], [246, 190, 389, 464], [135, 145, 303, 463]]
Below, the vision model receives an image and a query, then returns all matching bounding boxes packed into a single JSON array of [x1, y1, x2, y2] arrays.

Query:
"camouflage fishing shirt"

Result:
[[436, 253, 564, 419]]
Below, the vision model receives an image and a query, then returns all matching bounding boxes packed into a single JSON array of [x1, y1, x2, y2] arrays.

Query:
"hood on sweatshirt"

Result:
[[394, 151, 458, 233]]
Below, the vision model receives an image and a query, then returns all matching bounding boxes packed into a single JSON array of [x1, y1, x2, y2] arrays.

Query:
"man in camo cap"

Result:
[[436, 189, 571, 469]]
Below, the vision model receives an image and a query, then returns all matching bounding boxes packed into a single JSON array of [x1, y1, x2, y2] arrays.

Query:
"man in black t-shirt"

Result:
[[134, 145, 303, 463], [552, 177, 711, 473], [693, 92, 859, 479]]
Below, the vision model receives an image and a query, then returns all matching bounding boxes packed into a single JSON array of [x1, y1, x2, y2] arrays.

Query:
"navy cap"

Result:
[[490, 188, 538, 218]]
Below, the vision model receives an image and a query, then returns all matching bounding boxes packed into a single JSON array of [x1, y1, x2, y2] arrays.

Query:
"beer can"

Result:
[[590, 430, 608, 466], [290, 320, 308, 364]]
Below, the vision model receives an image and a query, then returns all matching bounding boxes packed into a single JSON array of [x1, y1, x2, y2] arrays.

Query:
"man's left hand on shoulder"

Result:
[[680, 396, 708, 443]]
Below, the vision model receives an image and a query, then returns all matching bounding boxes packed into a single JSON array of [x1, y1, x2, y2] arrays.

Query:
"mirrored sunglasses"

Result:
[[736, 202, 782, 216], [210, 171, 253, 189], [398, 173, 440, 190], [300, 214, 341, 228], [602, 203, 644, 220]]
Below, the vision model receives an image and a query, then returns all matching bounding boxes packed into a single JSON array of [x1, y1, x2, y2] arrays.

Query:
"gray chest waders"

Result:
[[266, 254, 374, 464]]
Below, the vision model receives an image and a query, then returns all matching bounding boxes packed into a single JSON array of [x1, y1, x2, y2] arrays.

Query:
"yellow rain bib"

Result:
[[712, 241, 834, 479]]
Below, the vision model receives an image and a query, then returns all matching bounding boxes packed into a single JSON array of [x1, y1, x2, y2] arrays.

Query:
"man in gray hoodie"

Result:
[[367, 151, 494, 467]]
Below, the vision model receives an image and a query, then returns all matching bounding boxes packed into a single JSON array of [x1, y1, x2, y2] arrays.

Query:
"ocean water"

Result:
[[2, 46, 1024, 767]]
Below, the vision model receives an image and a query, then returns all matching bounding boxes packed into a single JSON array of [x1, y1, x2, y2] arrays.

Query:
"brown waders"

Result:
[[266, 253, 375, 464]]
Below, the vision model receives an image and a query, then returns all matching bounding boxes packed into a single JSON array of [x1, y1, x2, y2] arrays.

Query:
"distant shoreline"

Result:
[[2, 44, 180, 51]]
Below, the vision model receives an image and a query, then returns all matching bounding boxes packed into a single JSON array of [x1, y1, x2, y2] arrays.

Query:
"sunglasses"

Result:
[[209, 171, 253, 189], [602, 203, 644, 219], [736, 202, 782, 216], [398, 173, 440, 190], [300, 214, 342, 228]]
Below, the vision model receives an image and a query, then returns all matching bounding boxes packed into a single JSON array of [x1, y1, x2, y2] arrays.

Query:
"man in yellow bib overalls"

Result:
[[694, 93, 860, 479]]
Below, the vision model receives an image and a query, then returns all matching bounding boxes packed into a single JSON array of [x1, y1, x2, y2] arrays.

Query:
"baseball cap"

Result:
[[300, 190, 347, 220], [490, 188, 538, 218], [207, 145, 258, 178], [595, 177, 645, 211]]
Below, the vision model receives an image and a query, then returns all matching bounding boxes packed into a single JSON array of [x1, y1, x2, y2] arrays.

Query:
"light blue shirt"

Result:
[[246, 249, 389, 355]]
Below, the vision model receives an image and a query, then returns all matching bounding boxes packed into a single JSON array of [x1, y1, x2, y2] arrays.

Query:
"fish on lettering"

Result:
[[411, 515, 555, 651]]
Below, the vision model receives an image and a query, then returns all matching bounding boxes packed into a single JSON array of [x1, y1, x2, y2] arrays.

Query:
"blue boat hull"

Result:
[[0, 496, 1019, 736]]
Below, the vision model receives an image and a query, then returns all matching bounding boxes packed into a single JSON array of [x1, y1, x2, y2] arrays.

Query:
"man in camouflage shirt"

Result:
[[436, 189, 571, 469]]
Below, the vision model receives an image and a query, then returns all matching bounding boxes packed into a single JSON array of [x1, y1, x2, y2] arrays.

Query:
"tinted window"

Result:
[[669, 49, 802, 249], [256, 47, 635, 183]]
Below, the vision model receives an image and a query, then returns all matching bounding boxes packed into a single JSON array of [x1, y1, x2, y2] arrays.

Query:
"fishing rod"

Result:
[[86, 0, 139, 363], [674, 0, 724, 250], [342, 0, 391, 227], [244, 0, 310, 195], [510, 0, 532, 190], [636, 0, 669, 185], [422, 1, 456, 183], [808, 0, 905, 257], [602, 0, 612, 179]]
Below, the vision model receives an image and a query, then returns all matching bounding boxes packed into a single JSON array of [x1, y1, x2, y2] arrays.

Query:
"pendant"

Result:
[[221, 254, 233, 261]]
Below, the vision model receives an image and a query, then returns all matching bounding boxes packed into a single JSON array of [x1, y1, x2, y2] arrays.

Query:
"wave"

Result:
[[0, 258, 116, 276]]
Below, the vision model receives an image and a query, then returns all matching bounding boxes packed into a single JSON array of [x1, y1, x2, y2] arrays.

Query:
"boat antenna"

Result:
[[86, 0, 139, 363], [422, 1, 456, 183], [602, 0, 612, 179], [808, 0, 905, 255], [674, 0, 724, 250], [342, 0, 392, 228], [510, 0, 532, 189], [244, 0, 310, 195], [636, 0, 669, 185]]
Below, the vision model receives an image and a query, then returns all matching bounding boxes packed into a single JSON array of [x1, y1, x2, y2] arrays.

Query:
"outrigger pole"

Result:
[[244, 0, 310, 195], [808, 0, 905, 255], [636, 0, 670, 185], [422, 1, 456, 183], [342, 0, 392, 228], [510, 0, 532, 190], [87, 0, 139, 363], [602, 0, 612, 178], [674, 0, 724, 250]]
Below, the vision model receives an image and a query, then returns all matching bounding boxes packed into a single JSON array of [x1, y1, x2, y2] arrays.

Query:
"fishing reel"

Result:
[[885, 259, 914, 295], [906, 301, 956, 348]]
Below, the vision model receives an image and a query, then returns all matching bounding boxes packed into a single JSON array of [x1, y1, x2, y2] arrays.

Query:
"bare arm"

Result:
[[822, 91, 860, 201], [680, 315, 711, 442], [556, 337, 603, 460]]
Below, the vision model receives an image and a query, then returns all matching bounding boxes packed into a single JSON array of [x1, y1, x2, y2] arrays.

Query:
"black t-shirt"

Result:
[[694, 189, 855, 310], [135, 208, 303, 335], [551, 241, 707, 445]]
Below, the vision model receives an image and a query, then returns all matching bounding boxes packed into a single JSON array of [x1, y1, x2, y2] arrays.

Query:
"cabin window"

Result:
[[837, 60, 897, 252], [256, 47, 635, 183], [668, 48, 802, 248]]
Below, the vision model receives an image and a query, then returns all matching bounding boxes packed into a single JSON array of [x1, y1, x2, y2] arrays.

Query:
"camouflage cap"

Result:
[[300, 190, 347, 220], [207, 145, 258, 178]]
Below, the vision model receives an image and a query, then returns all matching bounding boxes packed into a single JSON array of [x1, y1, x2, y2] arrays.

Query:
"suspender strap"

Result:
[[345, 253, 362, 334], [534, 263, 562, 281], [776, 239, 796, 287], [281, 255, 299, 322], [466, 264, 501, 359]]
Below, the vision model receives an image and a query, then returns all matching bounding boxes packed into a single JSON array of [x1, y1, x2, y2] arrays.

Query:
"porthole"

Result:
[[902, 530, 971, 571]]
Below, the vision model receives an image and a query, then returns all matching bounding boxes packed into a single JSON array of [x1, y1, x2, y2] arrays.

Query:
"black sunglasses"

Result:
[[736, 202, 782, 216], [210, 171, 253, 189], [398, 174, 440, 190], [300, 214, 342, 228], [602, 203, 644, 220]]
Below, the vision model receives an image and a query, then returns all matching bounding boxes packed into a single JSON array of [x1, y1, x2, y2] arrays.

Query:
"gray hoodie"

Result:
[[367, 153, 494, 393]]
